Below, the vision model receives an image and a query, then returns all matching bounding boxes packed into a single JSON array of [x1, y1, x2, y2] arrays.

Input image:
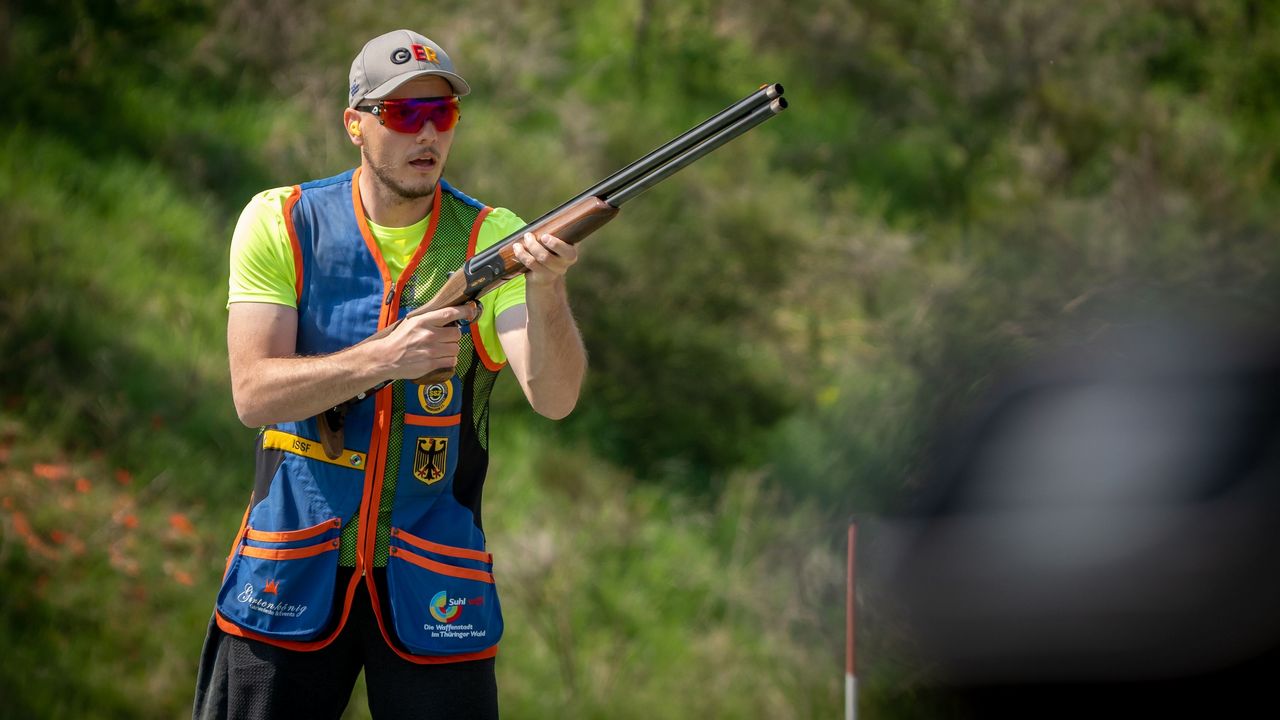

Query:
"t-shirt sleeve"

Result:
[[227, 187, 299, 309], [472, 206, 528, 367]]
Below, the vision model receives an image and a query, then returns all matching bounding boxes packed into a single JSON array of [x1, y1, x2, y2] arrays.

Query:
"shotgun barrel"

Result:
[[464, 85, 786, 290], [469, 84, 784, 271], [605, 97, 787, 206]]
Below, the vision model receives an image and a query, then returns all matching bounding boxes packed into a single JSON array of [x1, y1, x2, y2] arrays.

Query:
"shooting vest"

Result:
[[214, 168, 509, 663]]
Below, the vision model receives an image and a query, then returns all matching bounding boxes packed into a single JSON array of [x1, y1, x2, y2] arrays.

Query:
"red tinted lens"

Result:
[[378, 98, 460, 134]]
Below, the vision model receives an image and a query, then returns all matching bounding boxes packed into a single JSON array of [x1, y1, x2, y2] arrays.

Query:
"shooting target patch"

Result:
[[418, 381, 453, 414]]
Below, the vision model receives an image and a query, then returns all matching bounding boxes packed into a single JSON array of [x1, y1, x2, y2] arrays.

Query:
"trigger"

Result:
[[454, 300, 482, 332]]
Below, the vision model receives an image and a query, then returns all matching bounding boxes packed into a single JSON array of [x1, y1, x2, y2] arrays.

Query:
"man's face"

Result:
[[355, 75, 457, 201]]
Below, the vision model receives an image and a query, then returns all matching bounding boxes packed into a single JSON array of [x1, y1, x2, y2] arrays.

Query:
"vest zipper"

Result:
[[358, 399, 387, 579], [361, 279, 397, 579]]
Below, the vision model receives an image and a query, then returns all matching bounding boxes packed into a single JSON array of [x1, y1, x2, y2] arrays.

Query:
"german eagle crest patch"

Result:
[[413, 437, 448, 484]]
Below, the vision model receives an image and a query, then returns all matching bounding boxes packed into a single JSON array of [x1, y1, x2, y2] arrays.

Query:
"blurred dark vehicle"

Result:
[[879, 321, 1280, 718]]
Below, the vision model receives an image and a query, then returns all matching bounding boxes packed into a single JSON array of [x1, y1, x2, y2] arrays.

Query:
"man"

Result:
[[193, 29, 586, 719]]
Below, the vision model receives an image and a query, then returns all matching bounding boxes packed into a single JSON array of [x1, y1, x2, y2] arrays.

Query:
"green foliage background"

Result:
[[1, 1, 1277, 717]]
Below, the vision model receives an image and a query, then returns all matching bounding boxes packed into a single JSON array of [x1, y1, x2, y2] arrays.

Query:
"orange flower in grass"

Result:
[[10, 511, 35, 540], [109, 544, 140, 577], [169, 512, 195, 537], [9, 510, 58, 560], [74, 477, 91, 494], [47, 530, 85, 556], [65, 534, 86, 556], [114, 469, 133, 486], [164, 561, 196, 586], [33, 463, 70, 482]]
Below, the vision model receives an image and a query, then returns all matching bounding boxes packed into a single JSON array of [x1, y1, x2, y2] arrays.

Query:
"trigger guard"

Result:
[[452, 300, 482, 332]]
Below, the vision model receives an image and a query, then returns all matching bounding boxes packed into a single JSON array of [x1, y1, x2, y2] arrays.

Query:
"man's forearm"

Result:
[[522, 280, 586, 419], [229, 300, 479, 429], [232, 342, 392, 428]]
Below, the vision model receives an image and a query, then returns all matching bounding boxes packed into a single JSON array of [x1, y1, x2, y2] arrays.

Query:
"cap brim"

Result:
[[356, 69, 472, 106]]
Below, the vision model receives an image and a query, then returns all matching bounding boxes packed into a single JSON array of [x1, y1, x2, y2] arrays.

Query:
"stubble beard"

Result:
[[362, 145, 438, 200]]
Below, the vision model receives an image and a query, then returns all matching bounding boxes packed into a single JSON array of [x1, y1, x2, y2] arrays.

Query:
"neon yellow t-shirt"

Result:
[[227, 185, 527, 364]]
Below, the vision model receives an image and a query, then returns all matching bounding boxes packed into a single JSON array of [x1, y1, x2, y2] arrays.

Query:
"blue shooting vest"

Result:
[[215, 168, 508, 663]]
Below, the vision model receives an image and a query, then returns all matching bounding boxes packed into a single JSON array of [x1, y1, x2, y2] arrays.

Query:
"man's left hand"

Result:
[[512, 232, 578, 287]]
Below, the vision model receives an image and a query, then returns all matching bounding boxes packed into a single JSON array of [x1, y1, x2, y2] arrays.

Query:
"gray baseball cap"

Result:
[[348, 30, 471, 107]]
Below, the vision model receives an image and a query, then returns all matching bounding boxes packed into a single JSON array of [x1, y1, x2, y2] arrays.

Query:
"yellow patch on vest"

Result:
[[262, 429, 365, 469], [418, 381, 454, 414]]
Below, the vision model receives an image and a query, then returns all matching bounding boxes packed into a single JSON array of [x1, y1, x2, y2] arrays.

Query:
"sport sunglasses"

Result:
[[355, 96, 461, 134]]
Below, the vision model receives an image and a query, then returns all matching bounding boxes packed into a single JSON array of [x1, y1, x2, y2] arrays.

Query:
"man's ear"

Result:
[[343, 109, 364, 146]]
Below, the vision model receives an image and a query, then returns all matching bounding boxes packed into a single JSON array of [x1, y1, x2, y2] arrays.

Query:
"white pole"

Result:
[[846, 673, 857, 720], [846, 522, 857, 720]]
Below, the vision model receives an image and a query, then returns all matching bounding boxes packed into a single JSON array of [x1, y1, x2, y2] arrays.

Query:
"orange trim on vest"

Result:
[[466, 206, 491, 258], [388, 545, 494, 583], [359, 392, 391, 566], [390, 527, 493, 564], [222, 504, 252, 579], [241, 539, 340, 561], [403, 413, 461, 428], [350, 169, 443, 293], [244, 517, 342, 544], [467, 206, 507, 372], [471, 323, 505, 372], [351, 167, 393, 288], [282, 185, 304, 301], [397, 183, 444, 286]]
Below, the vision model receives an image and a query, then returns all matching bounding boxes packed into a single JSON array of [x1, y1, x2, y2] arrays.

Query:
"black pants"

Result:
[[192, 569, 499, 720]]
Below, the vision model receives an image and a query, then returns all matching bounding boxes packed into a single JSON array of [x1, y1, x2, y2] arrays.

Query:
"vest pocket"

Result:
[[397, 414, 462, 499], [216, 520, 342, 640], [386, 527, 503, 655]]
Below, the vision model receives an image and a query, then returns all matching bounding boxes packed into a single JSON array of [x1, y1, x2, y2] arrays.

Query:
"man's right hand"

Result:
[[377, 301, 482, 381], [227, 300, 481, 428]]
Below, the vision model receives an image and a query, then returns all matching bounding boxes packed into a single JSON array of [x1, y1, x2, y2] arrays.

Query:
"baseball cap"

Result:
[[348, 29, 471, 108]]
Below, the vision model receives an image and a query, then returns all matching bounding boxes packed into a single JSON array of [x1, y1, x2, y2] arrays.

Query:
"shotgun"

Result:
[[316, 83, 788, 458]]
